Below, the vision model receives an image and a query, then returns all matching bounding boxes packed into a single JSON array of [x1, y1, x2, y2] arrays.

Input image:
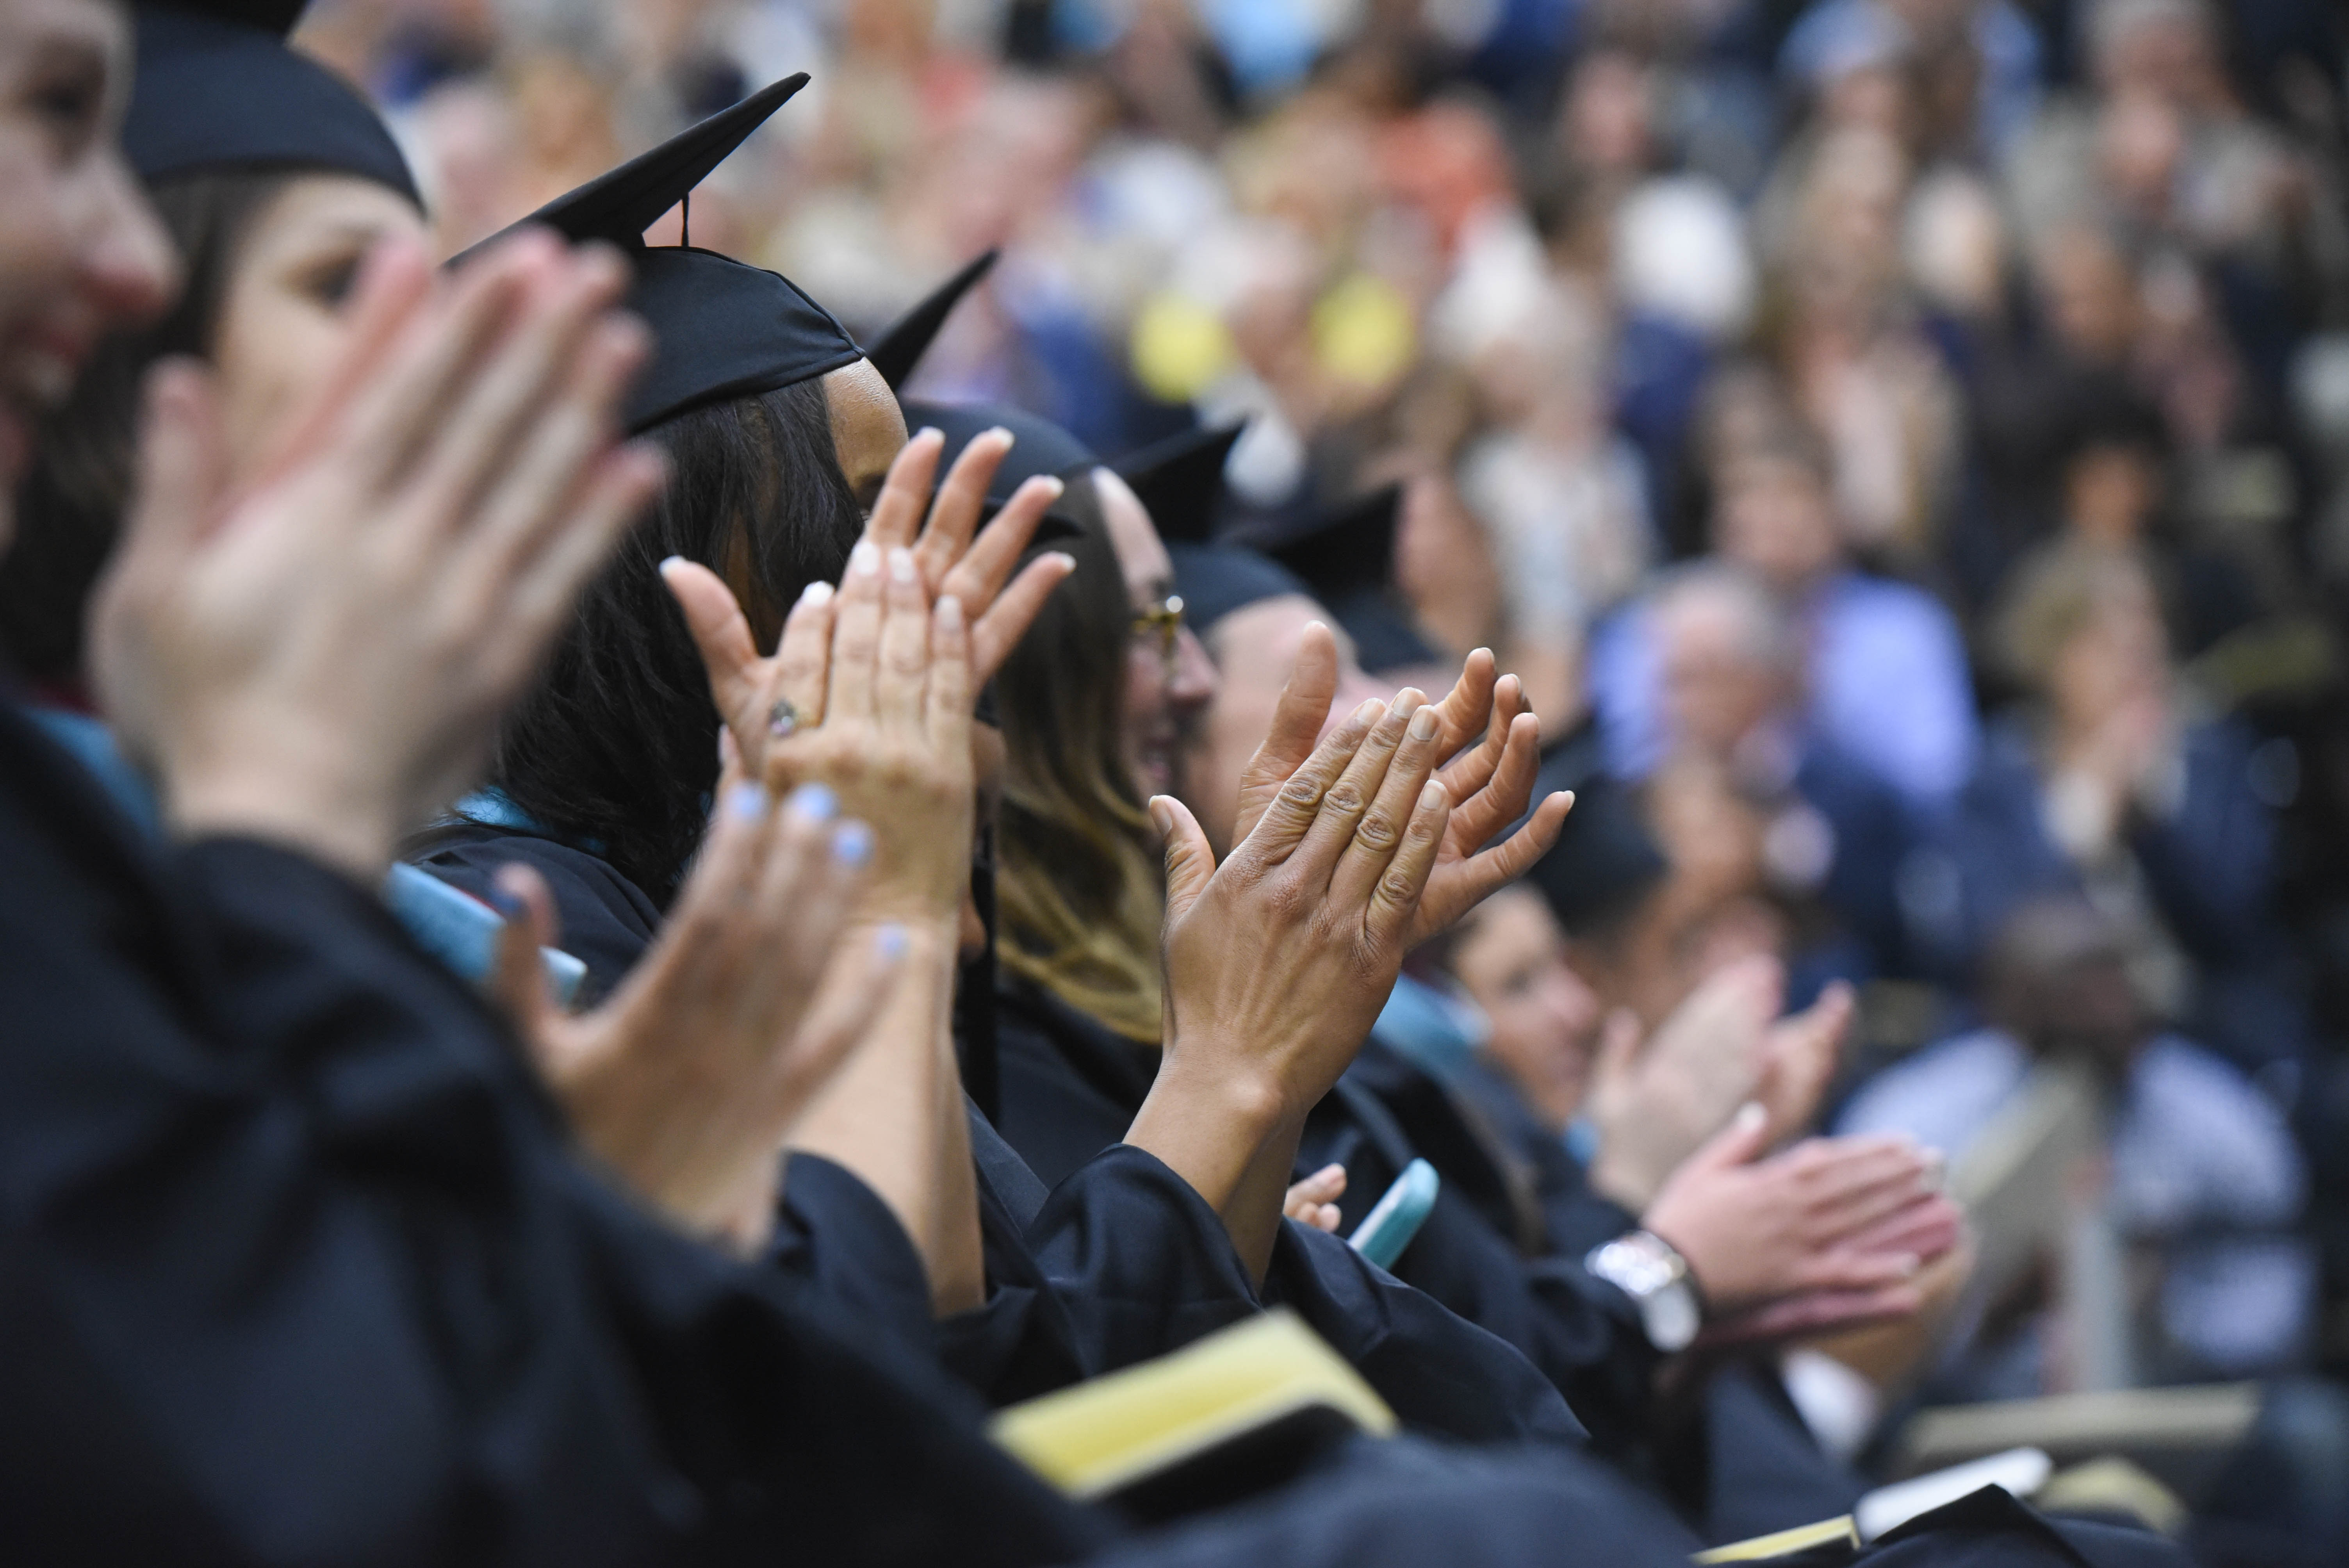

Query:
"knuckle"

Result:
[[1322, 783, 1365, 818], [1351, 811, 1399, 852]]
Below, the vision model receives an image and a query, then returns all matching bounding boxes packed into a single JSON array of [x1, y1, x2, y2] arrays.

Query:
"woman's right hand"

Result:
[[1129, 624, 1457, 1211], [663, 425, 1073, 786], [92, 230, 665, 880]]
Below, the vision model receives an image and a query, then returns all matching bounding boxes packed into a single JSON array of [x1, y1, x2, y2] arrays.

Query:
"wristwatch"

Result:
[[1584, 1230, 1701, 1353]]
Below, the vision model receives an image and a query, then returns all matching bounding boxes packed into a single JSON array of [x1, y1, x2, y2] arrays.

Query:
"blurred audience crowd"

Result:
[[299, 0, 2349, 1389]]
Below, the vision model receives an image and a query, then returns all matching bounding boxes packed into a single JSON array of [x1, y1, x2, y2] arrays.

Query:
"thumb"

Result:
[[659, 556, 765, 723], [487, 863, 563, 1067], [124, 359, 226, 565], [1687, 1100, 1772, 1174], [1151, 795, 1216, 923]]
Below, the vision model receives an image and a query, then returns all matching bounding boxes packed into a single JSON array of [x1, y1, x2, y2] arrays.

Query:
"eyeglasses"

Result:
[[1131, 594, 1186, 665]]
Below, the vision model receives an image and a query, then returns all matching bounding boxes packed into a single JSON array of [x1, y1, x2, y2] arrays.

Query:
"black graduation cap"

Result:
[[867, 250, 998, 392], [125, 2, 419, 201], [1167, 543, 1311, 636], [1111, 422, 1244, 547], [909, 399, 1097, 501], [460, 75, 864, 434], [1514, 721, 1668, 937], [1234, 485, 1438, 675]]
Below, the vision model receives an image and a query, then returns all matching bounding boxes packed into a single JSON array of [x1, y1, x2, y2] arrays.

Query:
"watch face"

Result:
[[1643, 1284, 1700, 1354]]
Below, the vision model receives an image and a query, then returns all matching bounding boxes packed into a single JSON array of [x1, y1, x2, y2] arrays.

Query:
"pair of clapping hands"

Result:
[[82, 209, 1572, 1268], [78, 220, 1055, 1257], [1588, 962, 1969, 1350]]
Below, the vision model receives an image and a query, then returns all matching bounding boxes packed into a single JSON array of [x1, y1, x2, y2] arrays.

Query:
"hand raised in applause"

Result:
[[94, 230, 665, 879], [1224, 641, 1574, 948], [663, 424, 1073, 786], [488, 777, 901, 1251]]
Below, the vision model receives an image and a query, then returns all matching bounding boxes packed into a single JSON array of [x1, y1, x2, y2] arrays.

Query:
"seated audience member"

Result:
[[984, 433, 1969, 1540], [0, 23, 1641, 1562], [405, 111, 1584, 1450], [1645, 559, 1918, 987], [1450, 830, 1972, 1525], [1841, 896, 2312, 1385], [1909, 544, 2307, 1074], [0, 5, 2229, 1566], [1589, 421, 1979, 813]]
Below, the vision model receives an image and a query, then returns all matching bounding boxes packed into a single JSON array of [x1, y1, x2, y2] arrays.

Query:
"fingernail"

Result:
[[1419, 780, 1446, 810], [787, 782, 836, 823], [1408, 704, 1438, 741], [1735, 1101, 1766, 1133], [935, 594, 964, 630], [987, 425, 1014, 445], [832, 820, 874, 868], [888, 546, 917, 583], [1148, 796, 1174, 836], [916, 426, 941, 443], [1045, 551, 1076, 572], [799, 579, 834, 606], [486, 885, 525, 920], [727, 782, 768, 822], [658, 554, 687, 574], [1352, 698, 1385, 724], [1039, 475, 1066, 498], [876, 922, 910, 961], [850, 541, 881, 577]]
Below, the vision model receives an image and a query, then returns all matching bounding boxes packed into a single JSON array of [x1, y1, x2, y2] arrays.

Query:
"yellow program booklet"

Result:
[[990, 1310, 1398, 1516]]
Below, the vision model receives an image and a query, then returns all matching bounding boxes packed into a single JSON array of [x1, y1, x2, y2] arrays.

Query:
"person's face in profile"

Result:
[[1094, 467, 1216, 803], [0, 0, 173, 547], [1451, 886, 1602, 1133], [820, 356, 908, 517], [209, 174, 426, 486]]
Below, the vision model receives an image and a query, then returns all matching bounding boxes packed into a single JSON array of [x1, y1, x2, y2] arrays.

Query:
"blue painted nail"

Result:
[[727, 783, 767, 822], [876, 922, 909, 961], [788, 782, 837, 823], [832, 820, 874, 869]]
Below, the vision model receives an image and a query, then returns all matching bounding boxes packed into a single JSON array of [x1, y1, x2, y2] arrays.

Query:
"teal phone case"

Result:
[[1347, 1158, 1440, 1270]]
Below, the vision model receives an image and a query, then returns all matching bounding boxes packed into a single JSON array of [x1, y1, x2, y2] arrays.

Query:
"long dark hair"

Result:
[[485, 378, 864, 902], [0, 170, 298, 687], [992, 472, 1165, 1041]]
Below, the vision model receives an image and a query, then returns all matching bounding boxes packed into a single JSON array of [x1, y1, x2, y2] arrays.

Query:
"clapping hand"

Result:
[[1643, 1106, 1960, 1342], [489, 776, 900, 1251], [662, 424, 1073, 787], [1224, 641, 1575, 948], [94, 230, 667, 879]]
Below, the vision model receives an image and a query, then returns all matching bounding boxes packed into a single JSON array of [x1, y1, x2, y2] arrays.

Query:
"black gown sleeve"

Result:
[[0, 704, 1103, 1566]]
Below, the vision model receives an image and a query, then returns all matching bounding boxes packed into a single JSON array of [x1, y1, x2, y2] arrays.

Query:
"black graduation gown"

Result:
[[991, 975, 1665, 1456], [0, 702, 1103, 1567], [413, 826, 1582, 1451], [2, 707, 2186, 1568]]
